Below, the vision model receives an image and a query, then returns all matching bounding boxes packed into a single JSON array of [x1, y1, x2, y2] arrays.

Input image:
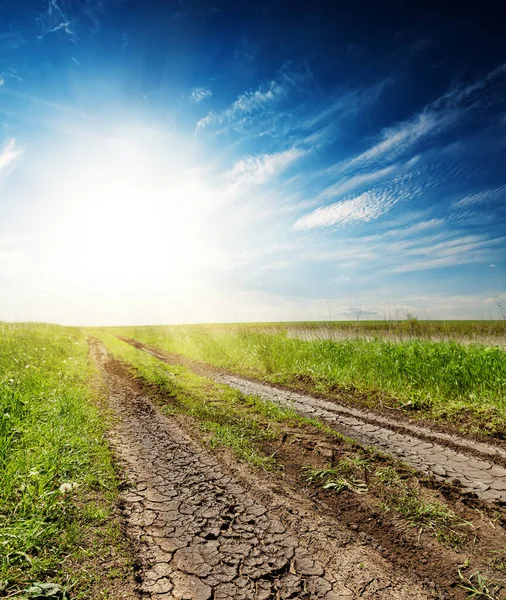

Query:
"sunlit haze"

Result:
[[1, 1, 505, 324]]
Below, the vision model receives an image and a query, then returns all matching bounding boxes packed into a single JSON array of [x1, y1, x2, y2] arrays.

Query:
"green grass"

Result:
[[92, 331, 301, 470], [0, 323, 127, 598], [106, 324, 506, 437], [305, 456, 468, 547]]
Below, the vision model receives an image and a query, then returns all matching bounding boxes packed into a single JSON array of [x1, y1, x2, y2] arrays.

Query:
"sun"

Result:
[[36, 131, 216, 300]]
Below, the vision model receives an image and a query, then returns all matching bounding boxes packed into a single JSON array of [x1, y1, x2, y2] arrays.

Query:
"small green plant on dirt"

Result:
[[458, 568, 505, 599], [374, 466, 403, 486], [381, 484, 468, 546], [489, 550, 506, 572], [304, 464, 368, 494]]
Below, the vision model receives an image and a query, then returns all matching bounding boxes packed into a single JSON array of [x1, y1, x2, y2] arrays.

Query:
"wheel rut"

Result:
[[122, 338, 506, 505], [90, 340, 431, 599]]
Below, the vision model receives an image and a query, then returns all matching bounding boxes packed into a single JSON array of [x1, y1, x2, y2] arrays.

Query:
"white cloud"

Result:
[[293, 173, 418, 230], [317, 164, 397, 200], [226, 147, 306, 190], [190, 87, 212, 104], [300, 77, 391, 131], [436, 63, 506, 107], [37, 0, 75, 41], [347, 112, 442, 169], [0, 139, 21, 172], [333, 64, 506, 173], [0, 77, 4, 87], [453, 183, 506, 208], [294, 189, 397, 230], [196, 79, 286, 130]]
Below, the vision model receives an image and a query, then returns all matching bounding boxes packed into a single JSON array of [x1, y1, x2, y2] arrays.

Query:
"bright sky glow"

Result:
[[0, 1, 505, 324]]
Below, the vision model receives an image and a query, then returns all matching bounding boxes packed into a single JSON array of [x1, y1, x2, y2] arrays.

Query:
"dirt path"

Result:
[[123, 338, 506, 505], [90, 340, 432, 599]]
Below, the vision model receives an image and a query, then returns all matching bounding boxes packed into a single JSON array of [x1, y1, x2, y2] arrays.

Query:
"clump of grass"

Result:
[[304, 461, 369, 495], [458, 569, 505, 599], [379, 477, 469, 546], [105, 324, 506, 437], [374, 465, 403, 486], [0, 323, 127, 597], [305, 455, 468, 546]]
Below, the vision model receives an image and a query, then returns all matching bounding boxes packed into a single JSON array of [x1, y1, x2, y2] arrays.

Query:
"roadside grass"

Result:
[[106, 324, 506, 437], [93, 331, 303, 470], [0, 323, 133, 599]]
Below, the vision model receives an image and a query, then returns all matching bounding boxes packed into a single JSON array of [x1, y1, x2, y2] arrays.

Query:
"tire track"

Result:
[[90, 339, 431, 599], [123, 338, 506, 505]]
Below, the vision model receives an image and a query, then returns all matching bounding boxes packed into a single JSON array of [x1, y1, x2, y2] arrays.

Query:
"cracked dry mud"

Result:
[[124, 339, 506, 505], [91, 340, 431, 599], [216, 375, 506, 504]]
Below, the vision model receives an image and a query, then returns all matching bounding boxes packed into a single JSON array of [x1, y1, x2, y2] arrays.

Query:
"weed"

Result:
[[382, 486, 468, 546], [458, 569, 505, 599], [304, 464, 368, 494], [375, 466, 403, 486]]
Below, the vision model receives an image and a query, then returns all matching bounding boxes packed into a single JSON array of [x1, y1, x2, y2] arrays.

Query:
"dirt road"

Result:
[[90, 339, 434, 599], [122, 338, 506, 506]]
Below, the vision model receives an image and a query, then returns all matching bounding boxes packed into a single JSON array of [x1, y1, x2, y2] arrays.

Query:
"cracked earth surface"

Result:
[[216, 375, 506, 504], [125, 339, 506, 505], [91, 340, 431, 599]]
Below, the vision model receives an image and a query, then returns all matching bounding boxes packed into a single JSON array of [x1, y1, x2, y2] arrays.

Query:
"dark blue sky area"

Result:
[[0, 0, 505, 323]]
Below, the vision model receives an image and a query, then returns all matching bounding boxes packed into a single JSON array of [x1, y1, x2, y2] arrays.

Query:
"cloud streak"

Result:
[[190, 87, 212, 104], [293, 189, 397, 230], [226, 147, 306, 191], [197, 79, 286, 131], [453, 183, 506, 208], [329, 63, 506, 176], [0, 139, 21, 173]]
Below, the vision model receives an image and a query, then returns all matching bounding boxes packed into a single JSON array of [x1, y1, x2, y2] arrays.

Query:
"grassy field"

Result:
[[0, 324, 132, 599], [108, 322, 506, 437], [264, 319, 506, 340]]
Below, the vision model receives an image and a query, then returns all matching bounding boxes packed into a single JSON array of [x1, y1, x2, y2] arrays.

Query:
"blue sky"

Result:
[[0, 0, 505, 324]]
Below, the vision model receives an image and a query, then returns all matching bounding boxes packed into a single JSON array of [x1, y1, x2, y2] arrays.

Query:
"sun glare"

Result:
[[38, 133, 214, 300]]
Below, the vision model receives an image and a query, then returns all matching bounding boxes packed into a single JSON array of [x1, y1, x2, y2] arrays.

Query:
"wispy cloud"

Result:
[[393, 234, 505, 272], [196, 73, 294, 131], [300, 77, 392, 132], [316, 164, 398, 201], [0, 77, 4, 87], [294, 189, 397, 230], [0, 139, 21, 173], [347, 112, 442, 169], [293, 173, 417, 230], [226, 147, 306, 191], [331, 63, 506, 174], [190, 87, 212, 104], [37, 0, 75, 41], [453, 183, 506, 208]]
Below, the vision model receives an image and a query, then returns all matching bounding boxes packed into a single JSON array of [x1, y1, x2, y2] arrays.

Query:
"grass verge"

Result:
[[0, 323, 135, 599]]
